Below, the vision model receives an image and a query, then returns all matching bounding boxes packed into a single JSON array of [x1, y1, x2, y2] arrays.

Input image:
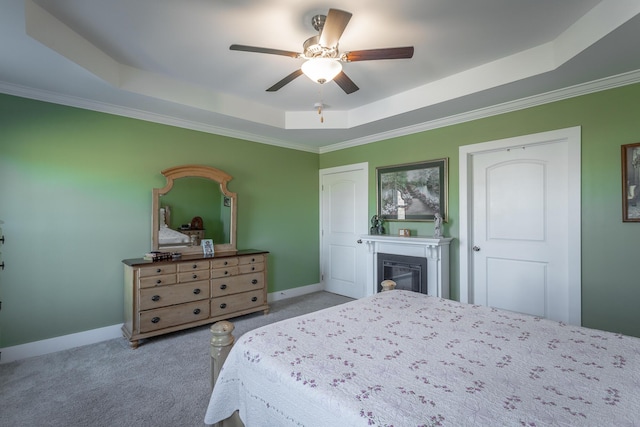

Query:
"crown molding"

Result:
[[319, 69, 640, 154], [2, 68, 640, 155], [0, 82, 318, 153]]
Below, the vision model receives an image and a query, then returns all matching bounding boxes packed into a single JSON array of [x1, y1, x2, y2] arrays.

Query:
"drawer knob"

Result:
[[192, 264, 198, 269], [251, 258, 255, 262], [151, 317, 160, 324], [251, 267, 255, 271], [156, 268, 161, 273], [224, 261, 228, 266], [251, 279, 258, 285], [251, 296, 258, 302], [220, 303, 227, 309], [220, 284, 227, 290], [224, 271, 228, 276], [193, 308, 201, 315], [151, 295, 161, 302], [156, 279, 162, 284], [193, 288, 201, 295], [192, 274, 198, 279]]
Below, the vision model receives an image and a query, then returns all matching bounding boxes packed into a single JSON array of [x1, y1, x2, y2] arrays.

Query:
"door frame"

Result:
[[319, 162, 369, 295], [459, 127, 581, 324]]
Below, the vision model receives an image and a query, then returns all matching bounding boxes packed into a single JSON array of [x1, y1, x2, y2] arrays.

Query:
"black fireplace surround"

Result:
[[377, 253, 428, 294]]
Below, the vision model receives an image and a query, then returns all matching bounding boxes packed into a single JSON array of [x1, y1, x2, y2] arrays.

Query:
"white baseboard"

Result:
[[267, 282, 323, 302], [0, 283, 325, 363], [0, 324, 123, 364]]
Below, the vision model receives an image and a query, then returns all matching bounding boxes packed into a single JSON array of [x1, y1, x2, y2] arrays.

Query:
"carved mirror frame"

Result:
[[151, 165, 237, 255]]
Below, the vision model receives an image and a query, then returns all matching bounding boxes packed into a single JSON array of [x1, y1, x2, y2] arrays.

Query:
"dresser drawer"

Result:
[[238, 254, 265, 265], [139, 280, 210, 310], [139, 264, 177, 277], [211, 258, 239, 269], [139, 300, 210, 333], [211, 266, 239, 279], [211, 272, 265, 297], [177, 260, 210, 272], [211, 289, 265, 315], [178, 269, 211, 283], [139, 274, 178, 289], [238, 262, 264, 274]]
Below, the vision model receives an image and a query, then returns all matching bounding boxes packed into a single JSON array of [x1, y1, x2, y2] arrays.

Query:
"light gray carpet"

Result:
[[0, 291, 353, 427]]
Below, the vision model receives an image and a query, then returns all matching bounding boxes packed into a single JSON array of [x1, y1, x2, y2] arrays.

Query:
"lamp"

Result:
[[301, 58, 342, 84]]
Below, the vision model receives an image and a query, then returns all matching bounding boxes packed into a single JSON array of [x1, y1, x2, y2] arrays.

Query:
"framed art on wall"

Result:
[[622, 142, 640, 222], [377, 158, 448, 221]]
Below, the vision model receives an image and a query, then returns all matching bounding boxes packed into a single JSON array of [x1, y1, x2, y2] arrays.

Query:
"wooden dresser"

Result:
[[122, 249, 268, 348]]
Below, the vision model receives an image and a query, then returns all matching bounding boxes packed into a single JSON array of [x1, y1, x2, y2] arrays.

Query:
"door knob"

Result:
[[472, 246, 481, 252], [357, 239, 362, 244]]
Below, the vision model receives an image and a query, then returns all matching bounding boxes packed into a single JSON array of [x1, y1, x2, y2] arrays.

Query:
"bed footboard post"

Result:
[[380, 279, 397, 291], [210, 321, 235, 390]]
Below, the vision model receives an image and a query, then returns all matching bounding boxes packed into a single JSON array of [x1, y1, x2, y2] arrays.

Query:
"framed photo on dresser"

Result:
[[201, 239, 214, 256]]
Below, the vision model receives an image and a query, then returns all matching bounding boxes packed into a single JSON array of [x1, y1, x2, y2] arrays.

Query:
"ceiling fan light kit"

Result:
[[301, 58, 342, 84], [229, 8, 414, 94]]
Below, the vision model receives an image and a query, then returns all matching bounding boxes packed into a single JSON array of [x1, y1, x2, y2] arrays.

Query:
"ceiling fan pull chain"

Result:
[[316, 90, 325, 123]]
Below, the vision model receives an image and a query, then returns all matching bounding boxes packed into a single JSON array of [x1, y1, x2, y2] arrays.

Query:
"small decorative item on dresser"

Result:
[[399, 228, 411, 237], [144, 251, 173, 261], [191, 216, 204, 229], [202, 239, 214, 256]]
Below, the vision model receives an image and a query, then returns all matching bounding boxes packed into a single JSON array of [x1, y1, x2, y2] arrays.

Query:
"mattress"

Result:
[[205, 290, 640, 426], [158, 225, 190, 244]]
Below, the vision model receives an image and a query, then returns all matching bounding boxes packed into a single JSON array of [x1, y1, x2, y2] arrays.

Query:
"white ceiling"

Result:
[[2, 0, 640, 153]]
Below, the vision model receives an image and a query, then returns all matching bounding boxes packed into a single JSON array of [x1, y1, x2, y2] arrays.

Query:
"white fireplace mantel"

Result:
[[360, 235, 453, 298]]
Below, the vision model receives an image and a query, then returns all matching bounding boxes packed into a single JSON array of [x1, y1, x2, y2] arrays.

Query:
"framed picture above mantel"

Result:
[[376, 158, 448, 222], [622, 142, 640, 222]]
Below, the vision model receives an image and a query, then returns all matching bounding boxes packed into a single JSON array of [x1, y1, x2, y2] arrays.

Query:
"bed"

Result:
[[158, 206, 190, 245], [205, 289, 640, 426]]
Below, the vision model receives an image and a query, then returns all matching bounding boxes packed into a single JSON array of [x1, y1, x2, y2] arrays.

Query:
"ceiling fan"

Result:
[[230, 8, 414, 94]]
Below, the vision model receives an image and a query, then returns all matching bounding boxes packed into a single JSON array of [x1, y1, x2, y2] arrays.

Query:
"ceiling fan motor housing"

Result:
[[303, 35, 338, 59]]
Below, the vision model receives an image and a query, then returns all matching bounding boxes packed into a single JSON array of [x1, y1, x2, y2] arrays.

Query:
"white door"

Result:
[[320, 163, 368, 299], [460, 127, 581, 325]]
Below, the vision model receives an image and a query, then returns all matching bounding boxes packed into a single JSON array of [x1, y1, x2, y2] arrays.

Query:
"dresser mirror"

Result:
[[151, 165, 237, 255]]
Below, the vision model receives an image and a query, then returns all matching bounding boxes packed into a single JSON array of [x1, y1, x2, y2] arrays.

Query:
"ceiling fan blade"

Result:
[[333, 71, 359, 94], [343, 46, 414, 62], [266, 69, 304, 92], [230, 44, 300, 58], [319, 9, 352, 48]]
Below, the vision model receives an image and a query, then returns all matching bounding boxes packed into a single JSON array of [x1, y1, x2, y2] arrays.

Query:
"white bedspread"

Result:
[[205, 290, 640, 426], [158, 225, 190, 244]]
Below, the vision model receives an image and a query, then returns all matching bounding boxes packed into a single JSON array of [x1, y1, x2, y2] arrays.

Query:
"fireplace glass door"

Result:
[[377, 253, 427, 294]]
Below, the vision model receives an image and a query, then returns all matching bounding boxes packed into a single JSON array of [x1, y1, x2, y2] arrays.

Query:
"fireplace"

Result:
[[359, 234, 452, 298], [377, 253, 427, 294]]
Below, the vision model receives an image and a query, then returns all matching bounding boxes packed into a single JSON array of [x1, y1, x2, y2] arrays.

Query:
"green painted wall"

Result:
[[2, 81, 640, 348], [0, 94, 319, 347], [320, 83, 640, 338]]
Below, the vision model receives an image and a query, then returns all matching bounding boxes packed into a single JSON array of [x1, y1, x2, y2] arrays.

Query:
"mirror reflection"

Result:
[[159, 177, 231, 246], [151, 165, 237, 254]]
